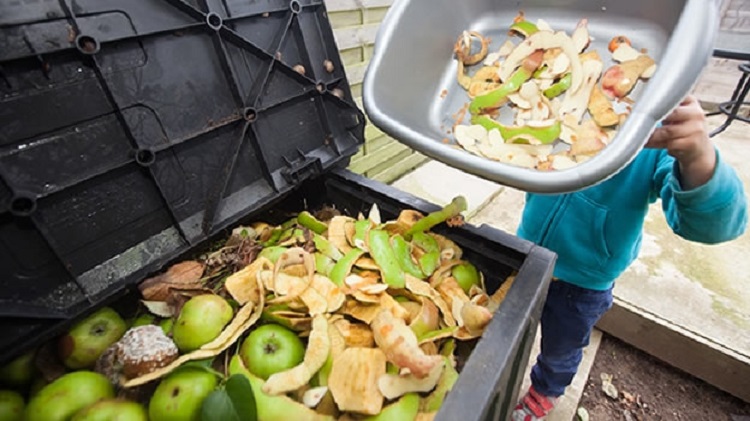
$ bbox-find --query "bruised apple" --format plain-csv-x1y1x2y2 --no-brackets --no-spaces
58,307,128,369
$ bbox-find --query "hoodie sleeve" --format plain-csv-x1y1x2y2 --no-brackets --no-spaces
653,147,748,244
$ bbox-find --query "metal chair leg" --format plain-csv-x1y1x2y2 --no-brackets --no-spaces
710,63,750,137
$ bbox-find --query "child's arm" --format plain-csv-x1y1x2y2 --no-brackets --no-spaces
648,95,748,244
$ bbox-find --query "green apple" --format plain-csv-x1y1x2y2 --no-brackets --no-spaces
25,371,114,421
0,390,24,421
130,314,155,328
58,307,128,369
0,350,36,388
228,355,333,421
71,399,147,421
363,393,419,421
148,367,218,421
159,318,174,336
239,323,305,380
28,377,48,399
172,294,233,352
452,263,480,294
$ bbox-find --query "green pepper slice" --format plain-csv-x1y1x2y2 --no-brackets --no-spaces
471,115,562,145
368,229,405,288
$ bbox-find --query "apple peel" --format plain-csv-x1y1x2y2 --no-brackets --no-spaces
262,314,330,395
377,358,445,400
370,309,444,379
224,256,273,305
328,347,387,415
405,275,456,327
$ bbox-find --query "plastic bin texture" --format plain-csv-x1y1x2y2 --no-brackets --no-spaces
363,0,721,193
0,0,364,364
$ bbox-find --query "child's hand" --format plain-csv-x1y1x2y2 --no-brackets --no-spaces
645,95,716,189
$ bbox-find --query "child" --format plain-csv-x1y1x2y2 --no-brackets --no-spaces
511,94,748,421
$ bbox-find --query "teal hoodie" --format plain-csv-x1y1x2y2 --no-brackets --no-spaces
517,147,748,291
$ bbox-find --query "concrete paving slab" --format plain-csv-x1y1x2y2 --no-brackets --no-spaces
390,160,504,218
468,186,526,235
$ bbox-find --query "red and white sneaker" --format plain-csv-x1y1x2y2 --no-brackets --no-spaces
511,386,558,421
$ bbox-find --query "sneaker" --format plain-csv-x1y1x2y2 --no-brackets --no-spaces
511,385,558,421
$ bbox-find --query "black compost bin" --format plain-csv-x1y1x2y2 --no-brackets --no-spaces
0,1,556,420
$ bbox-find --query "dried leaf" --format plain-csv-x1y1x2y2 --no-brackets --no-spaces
139,261,205,301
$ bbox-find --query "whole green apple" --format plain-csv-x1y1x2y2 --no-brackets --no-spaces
239,323,305,380
71,398,147,421
148,367,218,421
0,390,24,421
228,355,333,421
58,307,128,369
25,371,114,421
172,294,233,353
0,350,36,388
452,262,480,294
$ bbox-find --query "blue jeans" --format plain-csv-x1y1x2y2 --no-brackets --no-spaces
530,280,614,397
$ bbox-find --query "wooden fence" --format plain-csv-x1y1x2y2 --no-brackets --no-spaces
326,0,429,183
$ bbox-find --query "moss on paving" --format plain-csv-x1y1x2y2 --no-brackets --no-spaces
632,204,750,332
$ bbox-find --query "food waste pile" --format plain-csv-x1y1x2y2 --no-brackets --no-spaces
451,11,658,170
0,196,517,421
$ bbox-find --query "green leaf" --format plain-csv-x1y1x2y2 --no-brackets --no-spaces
200,375,257,421
225,374,257,421
201,390,240,421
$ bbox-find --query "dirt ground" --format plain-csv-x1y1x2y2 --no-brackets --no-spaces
578,334,750,421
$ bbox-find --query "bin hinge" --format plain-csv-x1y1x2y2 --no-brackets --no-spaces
281,151,322,184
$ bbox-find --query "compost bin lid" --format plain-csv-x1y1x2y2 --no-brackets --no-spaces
0,0,364,362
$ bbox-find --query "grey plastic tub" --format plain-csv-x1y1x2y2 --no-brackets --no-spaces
363,0,721,193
